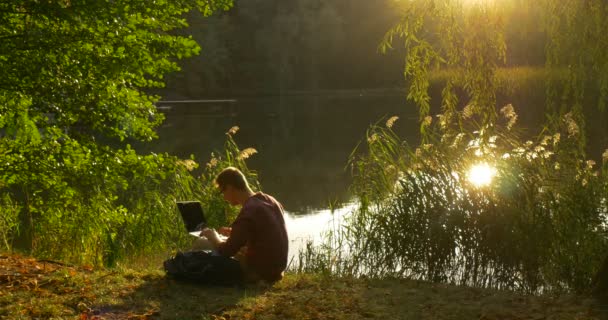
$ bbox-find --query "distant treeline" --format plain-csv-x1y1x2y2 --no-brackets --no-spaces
163,0,546,98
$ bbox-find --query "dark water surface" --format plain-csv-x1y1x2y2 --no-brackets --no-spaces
142,92,420,214
141,91,608,214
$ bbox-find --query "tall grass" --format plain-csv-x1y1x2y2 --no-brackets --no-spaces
0,127,260,266
296,111,608,294
0,194,19,250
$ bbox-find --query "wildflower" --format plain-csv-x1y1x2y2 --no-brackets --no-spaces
526,152,538,161
564,113,579,137
386,116,399,129
463,104,475,119
500,104,518,130
226,126,239,136
207,157,218,168
553,133,561,145
177,159,197,171
603,149,608,163
468,138,480,148
367,133,379,144
437,113,447,129
586,160,596,169
540,135,552,146
237,148,258,160
502,153,511,159
500,104,515,118
423,116,432,127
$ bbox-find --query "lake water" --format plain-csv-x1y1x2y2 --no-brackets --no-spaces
146,92,420,213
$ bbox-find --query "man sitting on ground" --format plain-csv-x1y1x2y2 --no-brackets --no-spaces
197,167,289,283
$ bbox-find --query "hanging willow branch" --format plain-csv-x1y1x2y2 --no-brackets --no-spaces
380,0,506,142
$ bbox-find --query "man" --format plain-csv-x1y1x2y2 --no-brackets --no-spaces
199,167,288,283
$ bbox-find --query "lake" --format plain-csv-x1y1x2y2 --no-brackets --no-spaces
146,91,420,213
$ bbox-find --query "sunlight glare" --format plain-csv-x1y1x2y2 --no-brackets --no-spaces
467,163,496,187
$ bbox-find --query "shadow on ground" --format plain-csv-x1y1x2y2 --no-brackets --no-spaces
90,273,267,319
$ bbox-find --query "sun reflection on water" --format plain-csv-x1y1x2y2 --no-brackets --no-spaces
467,162,496,187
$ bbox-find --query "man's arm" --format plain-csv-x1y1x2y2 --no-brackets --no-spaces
201,228,225,248
217,216,251,257
218,227,232,237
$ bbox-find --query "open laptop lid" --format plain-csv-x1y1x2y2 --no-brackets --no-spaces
176,201,207,236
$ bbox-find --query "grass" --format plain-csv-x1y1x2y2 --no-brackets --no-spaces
1,253,604,319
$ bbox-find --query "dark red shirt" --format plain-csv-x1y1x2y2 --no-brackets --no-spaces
217,192,288,282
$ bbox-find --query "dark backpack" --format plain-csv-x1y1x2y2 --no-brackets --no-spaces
163,250,243,286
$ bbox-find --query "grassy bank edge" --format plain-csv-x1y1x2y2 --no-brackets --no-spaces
0,253,604,319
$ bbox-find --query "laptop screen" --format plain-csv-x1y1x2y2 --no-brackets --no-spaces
176,201,207,232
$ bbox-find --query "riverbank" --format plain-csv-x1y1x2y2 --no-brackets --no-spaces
0,253,603,319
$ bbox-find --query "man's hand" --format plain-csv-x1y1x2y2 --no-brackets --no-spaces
218,227,232,237
200,228,222,247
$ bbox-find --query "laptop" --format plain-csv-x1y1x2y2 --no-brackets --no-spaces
176,201,207,237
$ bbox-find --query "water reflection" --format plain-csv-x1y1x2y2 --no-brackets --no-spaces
284,201,355,263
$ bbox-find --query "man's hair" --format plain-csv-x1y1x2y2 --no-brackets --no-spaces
215,167,249,191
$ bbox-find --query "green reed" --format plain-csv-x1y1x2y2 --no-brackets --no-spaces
296,113,608,294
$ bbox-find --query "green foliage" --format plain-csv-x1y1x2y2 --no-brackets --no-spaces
165,0,405,95
0,1,237,264
0,124,258,265
0,0,230,144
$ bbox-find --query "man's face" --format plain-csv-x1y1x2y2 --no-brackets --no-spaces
221,185,239,206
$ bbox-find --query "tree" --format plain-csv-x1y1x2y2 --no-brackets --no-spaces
163,0,406,95
338,0,608,292
0,0,232,261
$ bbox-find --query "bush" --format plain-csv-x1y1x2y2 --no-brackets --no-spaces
0,127,259,266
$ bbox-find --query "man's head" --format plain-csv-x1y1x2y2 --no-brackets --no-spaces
215,167,251,205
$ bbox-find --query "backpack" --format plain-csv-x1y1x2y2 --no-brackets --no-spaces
163,250,243,286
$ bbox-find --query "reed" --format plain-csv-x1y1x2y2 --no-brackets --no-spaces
296,111,608,294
